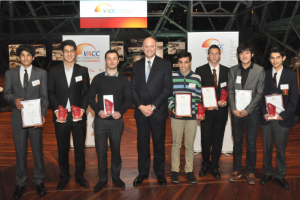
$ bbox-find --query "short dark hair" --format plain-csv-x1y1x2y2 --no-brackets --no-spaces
61,40,77,51
16,44,36,57
268,46,285,58
237,42,255,55
177,51,192,61
208,45,221,54
105,50,119,60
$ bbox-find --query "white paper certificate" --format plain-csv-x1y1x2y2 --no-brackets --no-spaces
235,90,252,111
175,93,192,117
265,94,285,119
20,99,42,128
201,87,218,108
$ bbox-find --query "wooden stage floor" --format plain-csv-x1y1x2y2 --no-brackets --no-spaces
1,109,300,200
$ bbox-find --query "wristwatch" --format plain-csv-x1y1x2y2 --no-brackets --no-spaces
151,104,156,111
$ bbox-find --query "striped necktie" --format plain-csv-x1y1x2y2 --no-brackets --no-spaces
213,69,217,87
23,69,29,93
273,72,277,87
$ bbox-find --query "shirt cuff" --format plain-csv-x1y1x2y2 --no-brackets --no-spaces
54,109,58,114
81,109,85,113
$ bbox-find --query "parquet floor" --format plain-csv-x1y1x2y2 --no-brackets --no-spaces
1,109,300,200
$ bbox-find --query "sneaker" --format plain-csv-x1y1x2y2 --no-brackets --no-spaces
171,172,179,184
186,172,197,184
246,174,256,185
228,172,242,182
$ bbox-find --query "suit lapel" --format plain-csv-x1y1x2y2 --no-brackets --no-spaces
70,64,78,89
26,66,37,93
235,65,242,90
58,63,69,88
204,64,215,86
278,68,287,89
14,66,24,91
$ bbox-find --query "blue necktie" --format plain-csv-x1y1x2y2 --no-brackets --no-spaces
146,61,151,82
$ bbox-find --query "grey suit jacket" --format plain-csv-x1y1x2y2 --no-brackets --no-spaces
228,63,265,115
4,66,48,130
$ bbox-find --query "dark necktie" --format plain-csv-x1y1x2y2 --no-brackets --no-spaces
273,72,277,87
23,69,29,93
213,69,217,87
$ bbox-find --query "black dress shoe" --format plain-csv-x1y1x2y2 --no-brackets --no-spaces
113,178,125,188
199,167,209,177
13,186,26,200
133,175,149,186
260,175,272,185
210,168,221,179
157,175,167,186
56,179,69,191
76,178,89,188
275,178,289,189
94,181,107,192
36,182,47,197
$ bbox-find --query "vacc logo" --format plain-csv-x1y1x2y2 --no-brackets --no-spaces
76,43,100,63
94,3,114,13
202,38,224,53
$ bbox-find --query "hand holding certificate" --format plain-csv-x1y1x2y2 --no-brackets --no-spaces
235,90,252,111
201,87,218,108
175,93,192,117
20,99,42,128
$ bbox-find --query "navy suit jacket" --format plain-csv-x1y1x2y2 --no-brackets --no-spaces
131,56,173,120
260,67,298,127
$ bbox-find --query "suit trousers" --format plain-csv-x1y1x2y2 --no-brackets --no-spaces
200,111,226,168
261,121,290,179
171,118,197,173
13,127,45,186
54,113,86,180
231,110,260,174
136,116,166,177
94,118,124,182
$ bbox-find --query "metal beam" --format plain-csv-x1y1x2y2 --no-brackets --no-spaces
9,2,13,38
164,16,188,33
283,1,300,44
152,1,172,38
25,1,45,35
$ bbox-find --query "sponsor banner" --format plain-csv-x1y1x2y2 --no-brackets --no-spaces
188,32,239,153
63,35,110,147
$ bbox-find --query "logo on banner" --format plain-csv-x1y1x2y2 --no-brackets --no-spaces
76,43,100,63
94,3,132,13
202,38,224,53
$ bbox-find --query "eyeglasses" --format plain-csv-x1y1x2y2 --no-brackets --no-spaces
63,50,75,54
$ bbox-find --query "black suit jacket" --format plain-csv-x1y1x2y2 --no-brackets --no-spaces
131,56,173,120
260,68,298,127
195,63,230,122
48,62,90,122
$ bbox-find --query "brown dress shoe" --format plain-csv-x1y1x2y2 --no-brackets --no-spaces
228,172,242,181
246,174,256,185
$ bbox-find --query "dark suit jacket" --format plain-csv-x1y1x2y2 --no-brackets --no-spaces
131,56,173,120
260,68,299,127
48,62,90,122
195,63,229,122
4,66,48,130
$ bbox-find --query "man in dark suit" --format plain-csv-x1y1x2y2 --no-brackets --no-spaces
4,44,48,199
195,45,229,179
131,37,173,186
48,40,90,191
259,47,298,189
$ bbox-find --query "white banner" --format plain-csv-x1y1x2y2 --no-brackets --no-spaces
188,32,239,153
63,35,110,147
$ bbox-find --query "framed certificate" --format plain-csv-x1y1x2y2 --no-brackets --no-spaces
20,99,42,128
201,87,218,108
175,93,192,117
265,94,285,119
235,90,252,111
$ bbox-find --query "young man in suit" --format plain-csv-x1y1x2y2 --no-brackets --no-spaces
227,43,265,184
131,37,173,186
168,51,203,184
48,40,90,191
259,47,298,189
88,50,132,192
4,44,48,199
195,45,229,179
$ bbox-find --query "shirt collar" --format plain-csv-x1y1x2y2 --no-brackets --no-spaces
239,62,253,70
145,55,156,65
179,69,191,77
209,62,220,72
105,70,119,77
272,66,283,76
20,65,32,72
63,63,74,72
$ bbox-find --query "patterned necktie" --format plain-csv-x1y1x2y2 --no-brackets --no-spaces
213,69,217,87
23,69,29,93
273,72,277,87
146,61,151,82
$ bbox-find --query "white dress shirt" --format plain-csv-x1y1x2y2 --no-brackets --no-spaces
272,66,283,86
20,65,32,86
209,62,220,85
64,63,74,110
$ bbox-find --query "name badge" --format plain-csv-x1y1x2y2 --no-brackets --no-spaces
75,76,83,82
220,82,227,88
32,79,40,86
189,83,196,89
236,76,241,84
280,84,289,90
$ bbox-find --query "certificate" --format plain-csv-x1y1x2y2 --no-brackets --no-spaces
235,90,252,111
175,93,192,117
265,94,285,119
20,99,42,128
201,87,218,108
